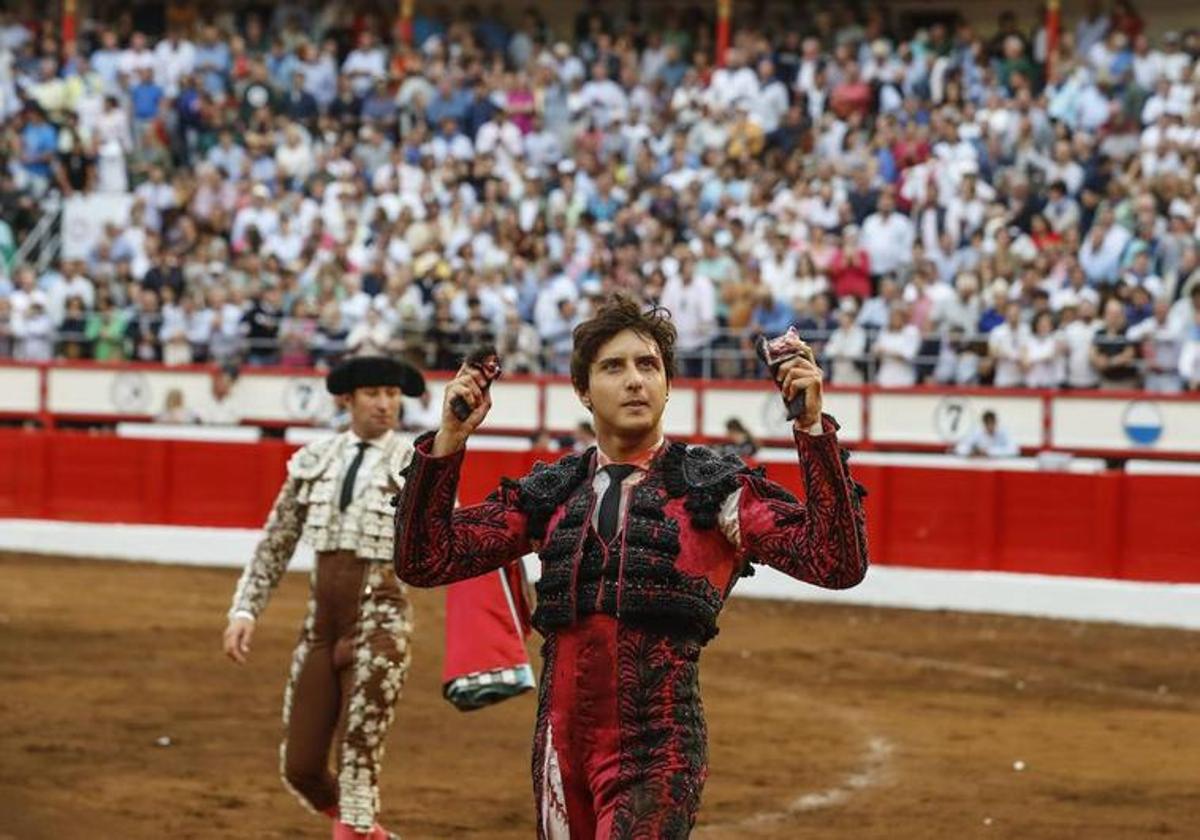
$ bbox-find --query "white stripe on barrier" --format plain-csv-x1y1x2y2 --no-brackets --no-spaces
755,449,1109,473
1,519,1195,631
1125,459,1200,476
116,422,263,443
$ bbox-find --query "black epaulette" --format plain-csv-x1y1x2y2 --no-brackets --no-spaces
662,442,749,530
515,449,593,540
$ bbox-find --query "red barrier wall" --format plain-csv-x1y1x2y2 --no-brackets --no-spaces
0,429,1196,583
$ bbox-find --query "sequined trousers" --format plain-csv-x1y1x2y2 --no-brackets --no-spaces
279,550,413,832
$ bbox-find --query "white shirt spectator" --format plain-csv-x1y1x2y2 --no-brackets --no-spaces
953,425,1019,457
341,46,386,96
861,210,915,277
346,316,393,356
707,65,758,110
427,132,475,164
750,77,789,133
826,323,867,385
475,118,523,162
47,273,95,325
1129,313,1184,392
524,129,563,171
1132,50,1163,91
152,38,194,97
231,204,281,249
1021,332,1060,388
1079,224,1132,285
1179,326,1200,389
989,321,1026,388
660,273,717,352
15,308,54,360
118,46,155,80
276,138,315,182
874,323,920,386
579,78,628,128
1062,318,1101,388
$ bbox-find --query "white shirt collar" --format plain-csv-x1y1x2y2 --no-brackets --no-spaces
348,428,393,450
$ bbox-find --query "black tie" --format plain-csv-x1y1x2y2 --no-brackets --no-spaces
339,442,370,511
597,464,636,544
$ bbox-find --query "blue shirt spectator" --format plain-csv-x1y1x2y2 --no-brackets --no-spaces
195,38,231,96
20,114,57,180
130,73,164,120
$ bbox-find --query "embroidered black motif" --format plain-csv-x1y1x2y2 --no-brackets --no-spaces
608,628,707,839
516,450,593,540
661,443,748,530
532,477,725,643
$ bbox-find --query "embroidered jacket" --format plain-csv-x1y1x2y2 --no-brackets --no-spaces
393,415,868,643
228,431,412,620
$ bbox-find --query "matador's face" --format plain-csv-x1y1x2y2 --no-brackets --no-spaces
345,386,403,440
579,329,669,440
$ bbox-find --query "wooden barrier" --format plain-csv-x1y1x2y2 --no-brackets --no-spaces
0,429,1196,583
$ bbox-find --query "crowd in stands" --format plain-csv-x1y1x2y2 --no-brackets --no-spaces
1,1,1200,391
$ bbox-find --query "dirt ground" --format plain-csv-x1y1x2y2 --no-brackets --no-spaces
0,553,1197,840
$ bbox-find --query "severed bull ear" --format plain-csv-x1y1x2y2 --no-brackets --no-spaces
451,345,503,422
755,327,810,421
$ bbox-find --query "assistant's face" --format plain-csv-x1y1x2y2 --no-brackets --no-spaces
579,329,669,439
347,386,403,440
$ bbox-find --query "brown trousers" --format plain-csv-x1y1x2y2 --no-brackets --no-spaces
280,552,413,832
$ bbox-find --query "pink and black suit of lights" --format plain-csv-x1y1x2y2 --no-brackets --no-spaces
393,414,868,839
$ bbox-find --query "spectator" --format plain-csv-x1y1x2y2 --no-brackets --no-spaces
86,292,129,361
57,296,90,359
0,5,1194,403
155,387,198,424
278,299,317,368
1061,299,1102,389
1021,311,1062,388
954,410,1020,457
1179,309,1200,391
826,299,867,385
861,190,915,291
20,105,58,193
1129,297,1184,393
346,307,393,357
242,284,284,366
126,288,163,362
873,306,920,387
571,420,597,452
200,366,241,425
722,418,759,459
1091,298,1140,389
16,300,54,360
989,302,1027,388
660,267,716,377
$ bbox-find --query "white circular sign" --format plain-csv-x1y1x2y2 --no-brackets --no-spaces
934,396,974,442
283,378,325,419
110,372,150,413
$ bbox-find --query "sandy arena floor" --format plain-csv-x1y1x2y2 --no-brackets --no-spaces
0,553,1197,840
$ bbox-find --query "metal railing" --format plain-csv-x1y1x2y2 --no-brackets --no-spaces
12,194,63,274
2,324,1186,392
